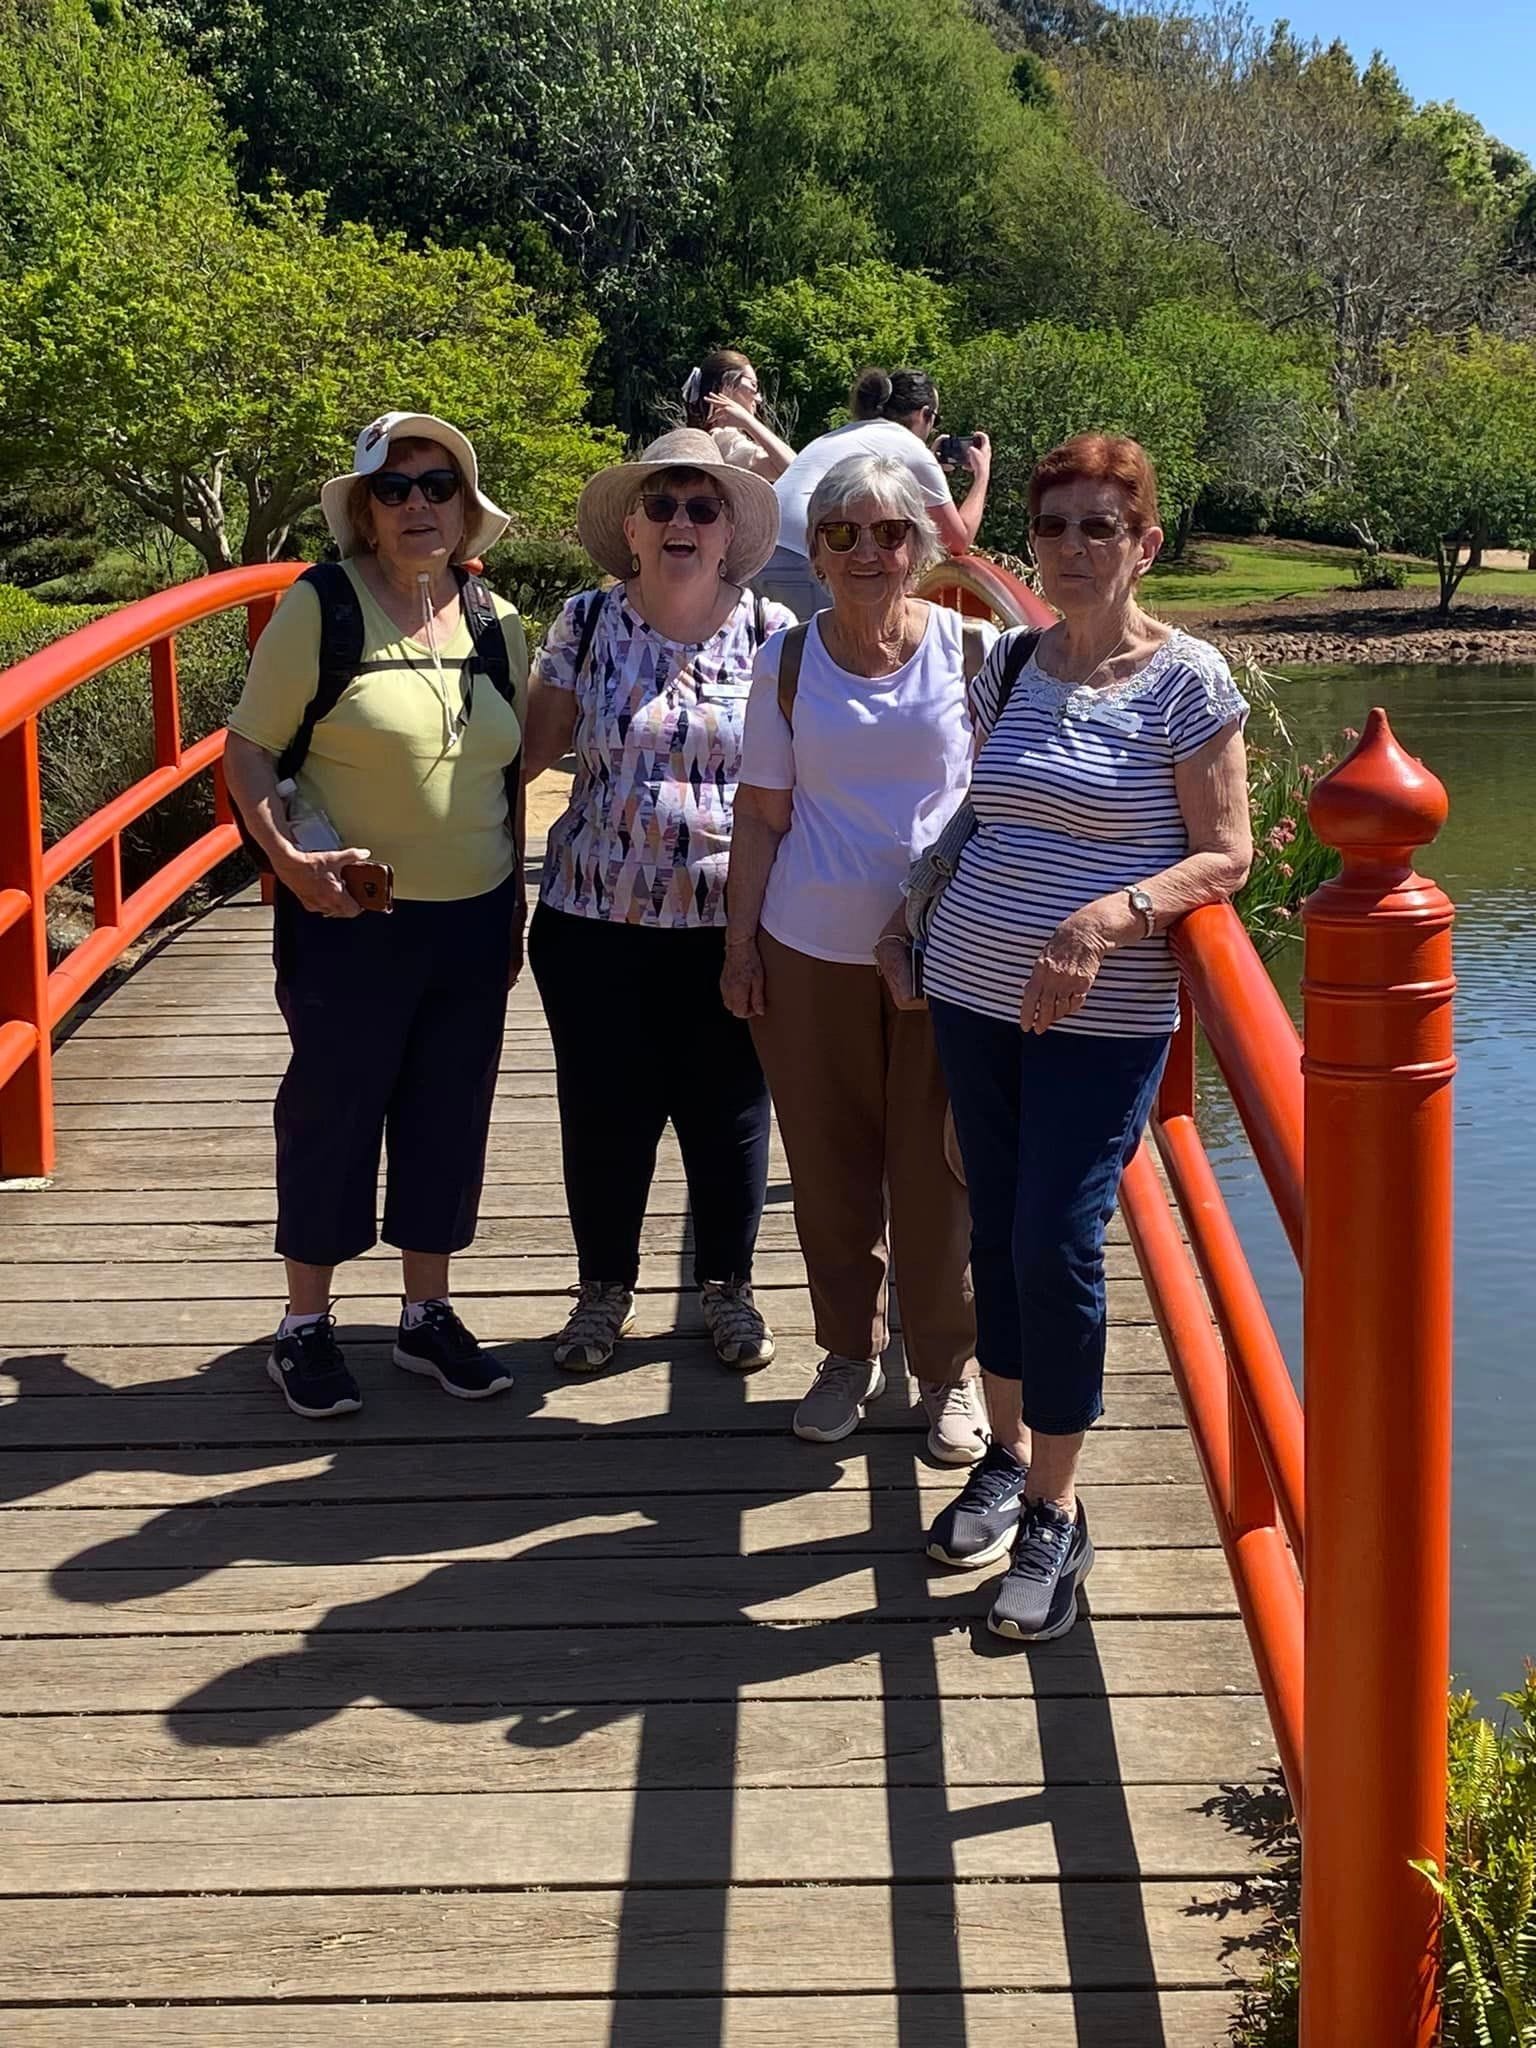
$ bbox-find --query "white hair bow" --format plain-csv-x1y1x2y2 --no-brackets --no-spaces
681,366,703,407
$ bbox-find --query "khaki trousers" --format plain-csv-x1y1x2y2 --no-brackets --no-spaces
751,931,977,1385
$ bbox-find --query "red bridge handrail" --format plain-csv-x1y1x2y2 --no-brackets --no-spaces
917,557,1454,2048
0,563,304,1177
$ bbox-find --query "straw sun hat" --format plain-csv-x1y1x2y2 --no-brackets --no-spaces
321,411,511,561
576,428,780,585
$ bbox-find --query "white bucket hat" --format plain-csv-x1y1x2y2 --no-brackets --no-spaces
320,411,511,560
576,428,780,585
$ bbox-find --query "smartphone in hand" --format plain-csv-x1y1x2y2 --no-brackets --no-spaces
343,861,394,913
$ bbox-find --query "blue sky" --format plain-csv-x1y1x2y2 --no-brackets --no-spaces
1201,0,1535,158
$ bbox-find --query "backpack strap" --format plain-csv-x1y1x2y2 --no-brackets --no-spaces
989,626,1044,732
753,589,766,646
776,623,809,732
274,561,364,781
572,588,603,684
456,567,515,710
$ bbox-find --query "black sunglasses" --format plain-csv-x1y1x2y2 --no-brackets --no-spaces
641,492,727,526
1029,513,1130,544
366,468,462,507
817,517,914,553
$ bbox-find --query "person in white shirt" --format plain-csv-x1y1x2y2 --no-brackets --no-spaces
723,453,995,1465
759,366,992,619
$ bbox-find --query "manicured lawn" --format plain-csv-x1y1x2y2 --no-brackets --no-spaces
1146,538,1536,614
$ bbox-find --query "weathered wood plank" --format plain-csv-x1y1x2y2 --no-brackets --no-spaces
0,1218,1141,1266
4,1483,1213,1572
0,1992,1245,2048
0,1249,818,1296
0,1783,1268,1893
0,1617,1258,1712
52,1071,557,1105
0,1881,1263,1998
0,1693,1272,1800
0,1278,1161,1342
0,1548,1236,1633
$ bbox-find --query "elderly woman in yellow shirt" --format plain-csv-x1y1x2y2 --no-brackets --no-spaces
226,410,527,1421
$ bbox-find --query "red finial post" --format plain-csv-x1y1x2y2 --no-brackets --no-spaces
1299,708,1454,2047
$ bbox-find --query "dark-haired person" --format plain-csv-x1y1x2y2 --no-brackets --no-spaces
758,367,992,619
681,350,796,480
913,433,1252,1643
521,429,796,1374
225,411,528,1420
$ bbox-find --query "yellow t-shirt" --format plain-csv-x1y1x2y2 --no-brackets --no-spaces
229,563,528,902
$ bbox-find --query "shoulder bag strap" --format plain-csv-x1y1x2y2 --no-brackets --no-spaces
994,626,1044,725
776,623,809,732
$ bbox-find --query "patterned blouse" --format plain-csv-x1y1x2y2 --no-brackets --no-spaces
536,584,796,928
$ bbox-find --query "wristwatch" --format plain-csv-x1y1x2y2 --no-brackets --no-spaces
1127,887,1156,938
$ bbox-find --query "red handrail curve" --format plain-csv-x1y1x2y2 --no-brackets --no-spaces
0,563,304,1177
917,557,1453,2048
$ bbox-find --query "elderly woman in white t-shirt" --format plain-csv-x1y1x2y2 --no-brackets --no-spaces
723,453,994,1463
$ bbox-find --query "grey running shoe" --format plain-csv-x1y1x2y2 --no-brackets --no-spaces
700,1281,776,1369
988,1498,1094,1642
919,1378,988,1465
793,1356,885,1443
925,1443,1028,1567
553,1283,636,1371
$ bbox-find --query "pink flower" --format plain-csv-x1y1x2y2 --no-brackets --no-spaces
1277,861,1294,878
1266,818,1298,850
1272,905,1293,920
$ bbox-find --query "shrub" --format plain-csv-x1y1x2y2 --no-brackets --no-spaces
2,535,100,587
1353,549,1409,591
1231,1666,1536,2046
481,534,594,643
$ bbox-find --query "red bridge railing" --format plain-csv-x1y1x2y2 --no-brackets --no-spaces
919,558,1455,2048
0,564,303,1178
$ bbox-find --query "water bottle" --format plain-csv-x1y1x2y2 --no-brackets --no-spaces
275,777,343,853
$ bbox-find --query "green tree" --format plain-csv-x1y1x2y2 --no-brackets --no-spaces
147,0,736,430
940,321,1203,555
1347,333,1536,615
0,0,232,269
1130,302,1331,549
0,190,618,572
736,262,955,435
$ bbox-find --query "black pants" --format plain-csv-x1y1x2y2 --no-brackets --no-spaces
529,904,771,1289
272,878,514,1266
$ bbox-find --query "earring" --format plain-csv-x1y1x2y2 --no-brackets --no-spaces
628,553,640,576
718,559,727,578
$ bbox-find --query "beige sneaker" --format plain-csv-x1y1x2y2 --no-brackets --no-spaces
794,1356,886,1443
700,1282,776,1369
920,1378,989,1466
552,1283,635,1371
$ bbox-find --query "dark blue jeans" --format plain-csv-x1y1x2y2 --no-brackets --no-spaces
930,998,1169,1436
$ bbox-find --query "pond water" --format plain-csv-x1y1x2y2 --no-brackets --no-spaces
1201,664,1536,1713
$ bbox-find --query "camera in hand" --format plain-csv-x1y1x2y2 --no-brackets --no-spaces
935,433,977,468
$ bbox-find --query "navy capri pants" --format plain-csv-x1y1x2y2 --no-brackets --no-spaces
930,996,1168,1437
271,877,515,1266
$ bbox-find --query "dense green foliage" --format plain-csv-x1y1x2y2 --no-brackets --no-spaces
1232,1668,1536,2047
0,0,1530,588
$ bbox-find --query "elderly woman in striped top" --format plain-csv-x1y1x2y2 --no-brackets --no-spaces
912,434,1252,1643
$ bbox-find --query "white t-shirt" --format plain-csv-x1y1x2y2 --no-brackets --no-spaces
773,420,951,559
740,607,997,964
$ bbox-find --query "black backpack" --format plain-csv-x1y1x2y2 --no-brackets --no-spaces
234,561,529,872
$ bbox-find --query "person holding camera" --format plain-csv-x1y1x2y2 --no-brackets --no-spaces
226,412,528,1420
723,452,994,1463
756,366,991,619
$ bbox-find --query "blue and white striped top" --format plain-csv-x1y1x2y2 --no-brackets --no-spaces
922,627,1248,1038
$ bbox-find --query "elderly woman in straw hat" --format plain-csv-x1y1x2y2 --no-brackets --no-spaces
226,410,528,1421
522,428,795,1371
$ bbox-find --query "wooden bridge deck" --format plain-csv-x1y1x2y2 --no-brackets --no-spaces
0,884,1275,2044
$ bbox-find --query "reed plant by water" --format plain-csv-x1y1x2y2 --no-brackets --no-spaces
1232,659,1344,960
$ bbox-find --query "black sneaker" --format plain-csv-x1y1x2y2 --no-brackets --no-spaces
988,1498,1094,1642
266,1315,362,1419
926,1443,1029,1568
393,1300,514,1400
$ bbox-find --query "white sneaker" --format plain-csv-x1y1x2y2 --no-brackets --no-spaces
794,1356,885,1443
700,1281,776,1368
552,1283,635,1370
919,1378,989,1466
